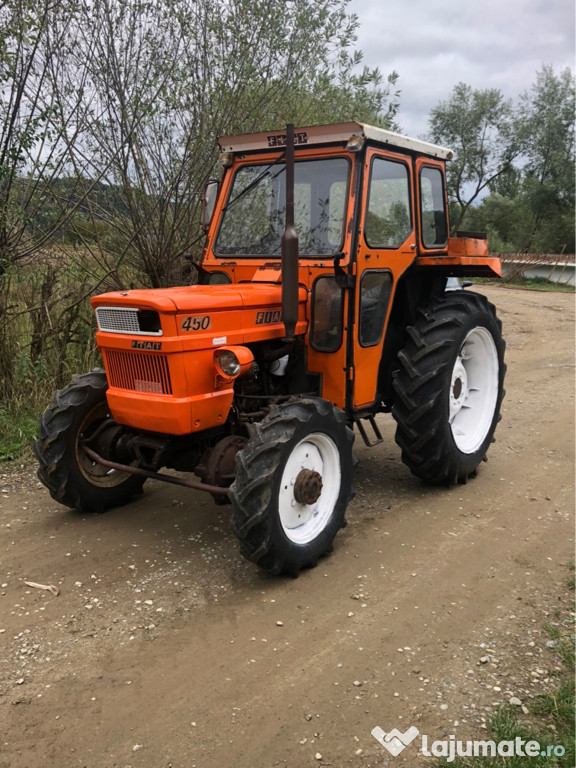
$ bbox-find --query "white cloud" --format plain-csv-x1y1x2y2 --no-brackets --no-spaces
347,0,575,136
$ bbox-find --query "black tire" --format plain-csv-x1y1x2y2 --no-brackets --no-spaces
34,370,145,513
392,290,506,485
229,397,354,576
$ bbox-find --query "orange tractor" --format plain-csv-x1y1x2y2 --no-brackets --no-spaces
35,122,506,575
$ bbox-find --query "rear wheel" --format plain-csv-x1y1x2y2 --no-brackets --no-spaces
392,291,506,484
230,397,354,576
34,370,145,512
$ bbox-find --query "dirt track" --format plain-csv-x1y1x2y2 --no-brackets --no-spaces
0,285,574,768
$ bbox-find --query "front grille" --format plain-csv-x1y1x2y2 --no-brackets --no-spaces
96,307,162,336
104,349,173,395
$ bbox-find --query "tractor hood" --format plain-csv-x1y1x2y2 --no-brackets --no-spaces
91,282,305,313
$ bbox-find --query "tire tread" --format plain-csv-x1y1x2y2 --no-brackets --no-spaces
230,398,354,576
34,370,144,513
392,291,506,485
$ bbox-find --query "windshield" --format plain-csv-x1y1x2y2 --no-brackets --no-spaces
214,157,350,257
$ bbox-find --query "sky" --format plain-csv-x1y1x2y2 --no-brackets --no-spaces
347,0,575,138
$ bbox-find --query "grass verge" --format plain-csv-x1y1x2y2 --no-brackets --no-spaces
434,565,575,767
0,399,42,461
473,276,575,293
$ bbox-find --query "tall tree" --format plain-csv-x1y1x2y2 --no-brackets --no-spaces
0,0,98,394
516,65,575,252
455,67,575,254
0,0,400,401
69,0,398,287
428,83,521,232
0,0,115,275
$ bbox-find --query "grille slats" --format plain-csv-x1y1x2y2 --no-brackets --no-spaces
96,307,162,336
104,350,173,395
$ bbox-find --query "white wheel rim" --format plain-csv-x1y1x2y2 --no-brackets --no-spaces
449,326,499,454
278,433,341,545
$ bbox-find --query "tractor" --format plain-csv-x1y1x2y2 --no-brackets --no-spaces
35,122,506,576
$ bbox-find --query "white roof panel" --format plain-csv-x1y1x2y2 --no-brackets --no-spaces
218,121,453,161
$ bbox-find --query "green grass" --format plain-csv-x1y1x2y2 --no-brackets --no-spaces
513,276,575,293
0,400,41,461
434,572,575,768
472,276,575,292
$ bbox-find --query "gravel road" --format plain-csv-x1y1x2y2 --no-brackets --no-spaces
0,285,574,768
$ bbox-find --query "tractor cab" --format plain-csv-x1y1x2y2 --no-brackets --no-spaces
198,122,501,412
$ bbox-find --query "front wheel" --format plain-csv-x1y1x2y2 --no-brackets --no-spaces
34,370,145,513
229,398,354,576
392,291,506,485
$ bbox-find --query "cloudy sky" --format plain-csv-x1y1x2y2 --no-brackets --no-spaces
347,0,575,137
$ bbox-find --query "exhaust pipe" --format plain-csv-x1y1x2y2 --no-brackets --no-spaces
281,123,299,342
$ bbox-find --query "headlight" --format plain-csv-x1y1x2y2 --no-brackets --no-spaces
216,350,241,376
214,346,254,380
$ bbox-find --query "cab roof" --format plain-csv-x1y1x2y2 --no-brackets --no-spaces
218,121,453,161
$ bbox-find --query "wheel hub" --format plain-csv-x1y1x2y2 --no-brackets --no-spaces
202,435,248,504
293,468,323,505
449,358,468,420
76,403,135,487
277,433,341,544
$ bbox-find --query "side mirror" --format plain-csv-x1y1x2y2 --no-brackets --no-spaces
201,180,219,230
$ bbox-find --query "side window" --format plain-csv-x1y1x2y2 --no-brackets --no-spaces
420,166,448,247
311,276,343,352
359,271,392,347
365,158,411,248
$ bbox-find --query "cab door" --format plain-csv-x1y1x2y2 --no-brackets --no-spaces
351,148,416,409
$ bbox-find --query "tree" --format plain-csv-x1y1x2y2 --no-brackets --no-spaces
0,0,145,397
0,0,117,276
460,194,523,253
0,0,81,393
68,0,399,288
428,83,521,232
515,65,575,252
454,67,575,255
0,0,400,403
